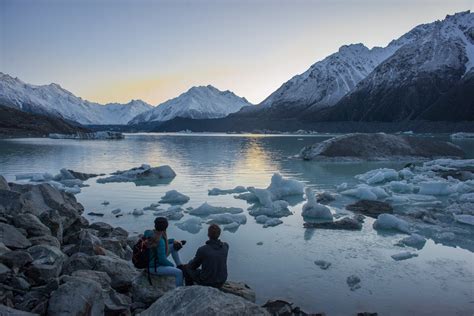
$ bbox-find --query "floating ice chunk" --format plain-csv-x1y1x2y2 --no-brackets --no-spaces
314,260,331,270
249,200,291,218
248,188,273,207
391,252,418,261
64,185,81,194
255,215,283,228
208,186,247,196
436,232,456,241
176,217,202,234
153,206,184,220
266,173,304,199
101,201,110,205
418,181,452,195
373,214,411,234
97,164,176,183
159,190,190,204
356,168,399,184
16,172,53,181
386,195,410,205
397,234,426,249
58,179,84,188
459,193,474,203
302,188,333,220
453,214,474,226
132,209,144,216
389,181,415,193
341,184,388,201
346,275,361,291
423,159,474,170
112,208,121,214
399,168,415,179
189,202,243,216
450,132,474,139
233,191,258,203
207,213,247,226
223,222,240,232
336,183,348,191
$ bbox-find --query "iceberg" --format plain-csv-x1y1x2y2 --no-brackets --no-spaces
373,214,411,234
255,215,283,228
97,164,176,184
132,209,144,216
266,173,304,200
249,200,291,218
356,168,399,184
396,234,426,249
388,181,415,193
301,188,333,220
208,186,247,196
153,205,184,221
189,202,243,216
159,190,190,204
453,214,474,226
207,213,247,225
418,181,452,195
341,184,388,201
175,217,202,234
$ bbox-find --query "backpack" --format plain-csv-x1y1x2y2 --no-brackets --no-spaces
132,236,157,285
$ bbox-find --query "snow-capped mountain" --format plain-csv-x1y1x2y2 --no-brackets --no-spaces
129,85,252,124
236,10,473,121
314,11,474,122
0,73,152,125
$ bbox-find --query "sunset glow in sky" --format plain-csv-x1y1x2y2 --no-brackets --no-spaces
1,0,473,106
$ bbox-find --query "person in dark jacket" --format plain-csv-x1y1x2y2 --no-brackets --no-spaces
183,224,229,288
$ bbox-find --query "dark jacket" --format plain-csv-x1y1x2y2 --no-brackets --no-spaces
188,239,229,286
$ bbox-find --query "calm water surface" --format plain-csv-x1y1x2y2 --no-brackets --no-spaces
0,133,473,316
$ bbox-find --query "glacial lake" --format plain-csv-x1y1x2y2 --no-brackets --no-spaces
1,133,473,315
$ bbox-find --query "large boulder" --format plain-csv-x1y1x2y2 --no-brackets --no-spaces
25,245,66,284
63,229,102,256
100,237,132,260
131,272,175,305
139,286,269,316
0,250,33,270
13,214,51,238
89,222,114,237
0,304,38,315
47,277,104,316
29,235,61,248
71,270,112,290
61,253,94,275
104,289,132,315
39,210,64,243
89,255,138,291
346,200,393,218
0,189,24,214
220,281,256,302
300,133,464,160
0,175,9,191
0,223,31,249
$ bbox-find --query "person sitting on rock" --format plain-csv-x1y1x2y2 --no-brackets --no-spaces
143,217,185,287
183,223,229,288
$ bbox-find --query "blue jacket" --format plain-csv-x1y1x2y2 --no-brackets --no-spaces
144,230,175,269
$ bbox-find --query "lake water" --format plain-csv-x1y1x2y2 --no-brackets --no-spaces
1,133,473,315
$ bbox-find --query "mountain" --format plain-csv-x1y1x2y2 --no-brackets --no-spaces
0,104,89,137
128,85,252,124
0,73,152,125
235,10,474,122
311,11,474,122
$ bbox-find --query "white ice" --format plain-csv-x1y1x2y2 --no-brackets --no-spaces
207,213,247,226
341,184,388,200
453,214,474,226
396,234,426,249
175,217,202,234
97,164,176,183
189,202,243,216
159,190,190,204
391,252,418,261
266,173,304,200
249,200,291,218
255,215,283,228
418,181,452,195
153,206,184,221
356,168,399,184
373,214,411,234
208,186,247,196
301,188,333,220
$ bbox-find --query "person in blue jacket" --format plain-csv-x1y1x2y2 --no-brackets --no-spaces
143,217,184,287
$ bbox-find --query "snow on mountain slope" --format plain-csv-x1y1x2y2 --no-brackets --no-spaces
313,11,474,122
0,73,152,125
129,85,252,124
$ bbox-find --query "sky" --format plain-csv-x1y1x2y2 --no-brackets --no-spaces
1,0,473,106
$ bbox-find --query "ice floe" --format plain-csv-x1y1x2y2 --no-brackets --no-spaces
301,188,333,220
175,217,202,234
391,252,418,261
208,186,247,196
189,202,243,216
153,206,184,221
453,214,474,226
159,190,190,204
396,234,426,249
249,200,291,218
356,168,399,184
207,213,247,226
267,173,304,200
373,214,411,234
255,215,283,228
341,184,388,200
97,164,176,184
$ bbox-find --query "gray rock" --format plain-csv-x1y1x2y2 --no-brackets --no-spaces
0,250,33,270
89,222,114,237
0,242,10,255
63,229,102,256
71,269,112,290
220,281,256,302
0,175,9,191
39,210,64,243
29,235,61,248
314,260,331,270
0,262,10,275
346,200,393,218
89,255,138,291
0,189,24,214
262,300,312,316
303,217,362,230
0,304,38,315
100,237,132,260
61,253,93,275
48,277,104,316
110,227,129,240
67,169,101,181
13,214,52,238
131,272,175,305
25,245,66,284
104,289,132,316
0,223,32,249
139,285,269,316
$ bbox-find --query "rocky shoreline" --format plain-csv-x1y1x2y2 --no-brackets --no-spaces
0,176,325,316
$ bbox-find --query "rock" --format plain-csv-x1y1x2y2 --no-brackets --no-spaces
131,272,175,305
29,235,61,248
61,253,94,275
314,260,331,270
391,252,419,261
0,250,33,270
0,242,10,255
0,263,10,274
13,214,51,238
0,189,24,214
220,281,256,302
139,286,269,316
104,289,132,316
262,300,313,316
256,242,263,246
300,133,464,161
100,237,132,260
0,223,32,249
303,217,362,230
346,200,393,218
63,229,102,256
0,304,38,315
88,255,138,291
89,222,114,237
0,175,9,190
48,277,104,316
347,275,361,291
25,245,66,284
71,269,112,290
88,212,104,217
39,210,64,243
316,191,335,204
110,227,129,240
67,169,101,181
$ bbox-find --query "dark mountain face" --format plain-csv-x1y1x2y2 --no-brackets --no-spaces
0,104,89,137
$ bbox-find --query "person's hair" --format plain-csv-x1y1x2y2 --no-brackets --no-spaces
208,224,221,240
154,217,169,254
